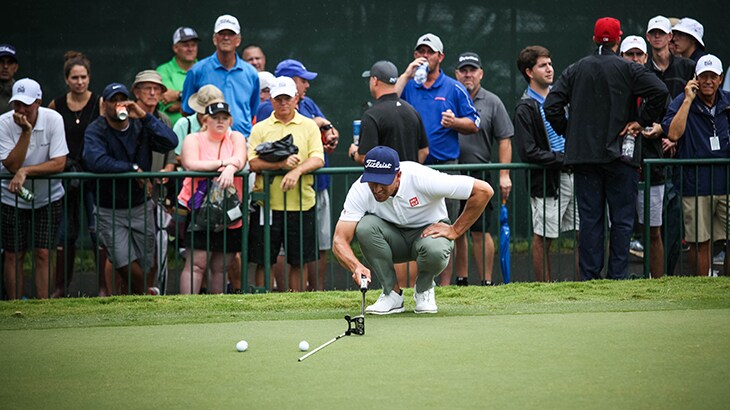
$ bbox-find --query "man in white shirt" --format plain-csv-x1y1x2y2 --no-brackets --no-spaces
332,146,492,314
0,78,68,299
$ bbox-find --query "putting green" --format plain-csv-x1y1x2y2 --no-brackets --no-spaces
2,309,728,409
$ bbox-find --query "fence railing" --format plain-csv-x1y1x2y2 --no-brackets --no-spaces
2,158,727,299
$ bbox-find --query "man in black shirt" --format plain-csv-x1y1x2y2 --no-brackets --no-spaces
545,17,668,280
349,60,428,165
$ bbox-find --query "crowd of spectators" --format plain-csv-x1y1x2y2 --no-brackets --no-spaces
1,13,728,299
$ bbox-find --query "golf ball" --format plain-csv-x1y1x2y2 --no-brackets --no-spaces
236,340,248,352
299,340,309,351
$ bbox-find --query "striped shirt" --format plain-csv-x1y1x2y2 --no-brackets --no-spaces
527,86,564,153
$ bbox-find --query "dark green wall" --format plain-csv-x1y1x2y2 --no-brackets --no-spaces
5,0,728,236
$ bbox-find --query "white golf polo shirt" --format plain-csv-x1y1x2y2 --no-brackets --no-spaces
340,161,475,228
0,107,68,209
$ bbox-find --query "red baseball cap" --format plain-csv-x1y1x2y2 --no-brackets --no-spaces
594,17,622,44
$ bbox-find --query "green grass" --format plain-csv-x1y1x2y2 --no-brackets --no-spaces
1,277,729,409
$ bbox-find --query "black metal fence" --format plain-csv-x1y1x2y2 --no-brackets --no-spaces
1,159,727,299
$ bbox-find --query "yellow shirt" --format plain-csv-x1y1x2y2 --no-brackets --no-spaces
248,111,324,211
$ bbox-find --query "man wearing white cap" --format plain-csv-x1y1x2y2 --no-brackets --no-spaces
664,54,730,276
395,33,479,168
620,35,667,278
257,71,275,104
620,36,648,65
644,15,696,277
671,17,706,62
247,76,324,292
0,78,68,299
181,14,259,136
157,26,200,125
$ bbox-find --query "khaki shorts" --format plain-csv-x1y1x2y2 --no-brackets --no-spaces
531,173,579,238
682,196,730,243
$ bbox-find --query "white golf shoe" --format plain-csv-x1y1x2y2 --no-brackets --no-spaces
365,290,405,315
414,285,438,314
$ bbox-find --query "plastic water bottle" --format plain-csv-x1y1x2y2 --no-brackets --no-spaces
352,120,361,146
414,62,428,85
621,134,635,161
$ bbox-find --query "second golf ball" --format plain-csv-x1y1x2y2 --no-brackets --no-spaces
298,340,309,351
236,340,248,352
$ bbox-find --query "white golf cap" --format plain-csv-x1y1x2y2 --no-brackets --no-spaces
270,76,297,99
415,33,444,54
258,71,276,92
9,78,42,105
646,15,672,34
620,36,647,54
214,14,240,35
695,54,723,76
673,17,704,47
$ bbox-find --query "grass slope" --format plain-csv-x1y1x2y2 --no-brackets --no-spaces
1,277,729,330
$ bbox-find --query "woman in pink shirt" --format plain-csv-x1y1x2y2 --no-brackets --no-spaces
178,102,247,294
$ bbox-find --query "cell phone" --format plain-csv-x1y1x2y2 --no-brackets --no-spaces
691,75,699,93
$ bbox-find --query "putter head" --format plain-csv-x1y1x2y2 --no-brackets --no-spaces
352,315,365,335
344,314,365,336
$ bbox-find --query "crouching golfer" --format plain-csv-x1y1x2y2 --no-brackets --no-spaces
332,146,493,314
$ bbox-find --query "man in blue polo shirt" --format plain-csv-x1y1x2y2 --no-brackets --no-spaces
181,14,259,136
396,33,480,166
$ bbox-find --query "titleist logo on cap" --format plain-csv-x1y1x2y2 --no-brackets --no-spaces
365,159,393,169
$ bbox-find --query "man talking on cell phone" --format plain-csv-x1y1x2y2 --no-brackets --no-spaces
664,55,730,277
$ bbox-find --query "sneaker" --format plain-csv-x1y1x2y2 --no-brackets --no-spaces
456,277,469,286
709,269,719,277
481,280,493,286
365,290,405,315
414,285,438,314
629,239,644,259
148,287,161,296
682,240,690,252
713,250,726,265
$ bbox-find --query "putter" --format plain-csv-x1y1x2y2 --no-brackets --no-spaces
298,275,368,362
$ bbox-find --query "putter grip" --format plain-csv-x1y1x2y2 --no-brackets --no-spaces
360,275,369,291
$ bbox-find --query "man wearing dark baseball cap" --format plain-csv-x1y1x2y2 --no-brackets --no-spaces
0,44,19,114
83,81,178,295
349,61,428,165
333,146,493,314
452,51,514,287
544,17,668,281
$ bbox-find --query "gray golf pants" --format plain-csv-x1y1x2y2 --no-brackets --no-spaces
355,215,453,293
